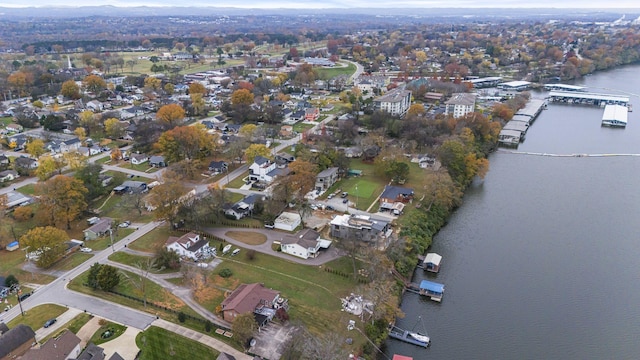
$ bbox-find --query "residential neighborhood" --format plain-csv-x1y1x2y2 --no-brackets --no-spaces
0,5,636,360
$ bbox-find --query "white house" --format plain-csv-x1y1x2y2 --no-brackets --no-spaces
280,228,332,259
165,232,211,260
131,154,149,165
224,194,261,220
249,156,277,183
274,212,301,232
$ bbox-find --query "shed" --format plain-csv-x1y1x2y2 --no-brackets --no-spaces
274,212,301,232
423,253,442,273
6,241,19,252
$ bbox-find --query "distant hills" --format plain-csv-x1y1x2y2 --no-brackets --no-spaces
0,6,638,19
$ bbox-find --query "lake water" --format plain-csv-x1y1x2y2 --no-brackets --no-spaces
383,65,640,359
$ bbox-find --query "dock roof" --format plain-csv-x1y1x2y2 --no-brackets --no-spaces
419,280,444,294
503,121,528,132
602,104,628,124
549,91,629,103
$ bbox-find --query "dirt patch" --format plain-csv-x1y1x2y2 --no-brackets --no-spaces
224,231,267,245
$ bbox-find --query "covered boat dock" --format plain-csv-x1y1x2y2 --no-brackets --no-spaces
548,91,629,106
419,280,445,302
602,104,628,127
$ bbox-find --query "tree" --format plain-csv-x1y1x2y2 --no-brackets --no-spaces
121,258,159,307
285,159,318,197
35,155,65,181
104,117,126,139
79,110,99,136
20,226,68,268
35,175,88,229
407,103,426,117
61,80,81,99
231,88,254,107
147,170,189,224
83,74,107,93
190,93,206,116
232,312,258,349
4,274,19,288
155,248,181,270
63,151,87,171
244,144,271,163
87,262,102,289
75,163,107,201
97,264,120,291
164,83,175,95
25,139,46,158
188,82,206,95
239,124,258,139
156,104,186,127
156,124,217,163
74,127,87,140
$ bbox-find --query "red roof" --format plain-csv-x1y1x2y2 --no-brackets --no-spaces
221,283,279,315
392,355,413,360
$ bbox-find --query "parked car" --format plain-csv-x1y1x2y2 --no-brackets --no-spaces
80,247,92,253
342,198,349,204
18,292,31,302
197,263,208,268
264,222,275,229
326,205,335,211
119,221,131,228
44,318,57,328
310,204,318,210
341,192,348,198
327,194,334,199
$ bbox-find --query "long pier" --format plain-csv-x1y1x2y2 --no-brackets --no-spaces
498,150,640,157
548,90,630,106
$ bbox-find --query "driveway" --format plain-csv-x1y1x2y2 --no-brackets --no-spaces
250,322,296,360
202,227,343,266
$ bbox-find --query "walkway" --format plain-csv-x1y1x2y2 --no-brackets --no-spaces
100,327,141,360
105,260,232,329
151,319,253,360
76,316,102,348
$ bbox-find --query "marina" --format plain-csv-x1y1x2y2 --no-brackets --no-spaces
498,98,546,147
543,83,587,92
601,104,628,127
547,90,629,106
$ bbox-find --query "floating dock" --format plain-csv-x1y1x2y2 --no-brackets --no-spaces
601,104,628,127
388,325,430,347
544,83,587,92
498,98,546,147
406,280,445,302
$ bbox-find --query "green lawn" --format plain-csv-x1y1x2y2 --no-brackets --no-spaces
292,122,314,133
128,226,179,253
316,62,357,80
225,170,249,189
40,313,94,343
90,320,127,345
136,326,219,360
49,252,94,272
85,228,135,251
7,304,68,330
321,159,388,210
95,194,155,223
1,116,12,126
16,183,36,195
0,248,56,285
109,252,180,274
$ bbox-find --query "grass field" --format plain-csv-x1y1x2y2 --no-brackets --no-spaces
292,122,314,133
16,183,36,195
321,159,388,210
316,62,357,80
128,226,178,253
49,252,94,272
224,231,267,245
136,326,219,360
225,170,249,189
109,252,180,274
1,116,12,126
90,320,127,346
0,248,56,285
7,304,68,330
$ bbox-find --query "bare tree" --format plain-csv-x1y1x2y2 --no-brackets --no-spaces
121,258,161,308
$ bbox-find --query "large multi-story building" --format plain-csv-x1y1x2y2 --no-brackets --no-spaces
445,93,476,118
373,88,412,117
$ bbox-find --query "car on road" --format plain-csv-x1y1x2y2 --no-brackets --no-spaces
326,205,335,211
342,198,349,204
44,318,57,328
119,221,131,228
18,292,31,302
80,247,92,253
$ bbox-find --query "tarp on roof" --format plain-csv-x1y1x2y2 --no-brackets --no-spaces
420,280,444,294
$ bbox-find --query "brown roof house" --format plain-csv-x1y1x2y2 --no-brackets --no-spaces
0,324,36,360
165,232,212,261
220,283,288,325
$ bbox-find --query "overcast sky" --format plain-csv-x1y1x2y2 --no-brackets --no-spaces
2,0,639,8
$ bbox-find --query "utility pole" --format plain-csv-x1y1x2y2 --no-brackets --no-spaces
109,229,115,253
16,288,25,316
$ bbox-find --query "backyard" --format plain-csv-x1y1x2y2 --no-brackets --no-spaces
136,326,219,360
321,159,388,211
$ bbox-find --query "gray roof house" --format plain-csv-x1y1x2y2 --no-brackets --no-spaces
330,214,392,246
315,167,339,192
149,155,167,167
0,324,36,360
224,194,261,220
83,218,113,240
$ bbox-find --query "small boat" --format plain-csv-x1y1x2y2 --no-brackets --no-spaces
222,244,232,254
408,332,431,344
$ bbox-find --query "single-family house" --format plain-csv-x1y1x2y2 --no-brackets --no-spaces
280,228,332,259
220,283,288,323
0,170,19,182
165,232,211,260
58,138,82,153
279,125,294,137
149,155,167,167
86,100,104,112
113,180,147,194
0,324,36,360
21,330,81,360
315,167,339,193
76,146,100,157
4,191,31,208
379,185,414,214
275,153,295,168
290,110,306,122
8,136,28,151
83,218,113,240
344,147,363,158
208,160,228,174
330,214,392,245
304,107,320,121
224,194,261,220
249,156,277,183
130,154,149,165
14,156,38,170
5,123,23,133
98,174,113,187
0,154,10,168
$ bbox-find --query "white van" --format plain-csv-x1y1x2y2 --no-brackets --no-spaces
231,248,240,256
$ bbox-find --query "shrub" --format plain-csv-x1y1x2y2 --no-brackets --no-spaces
178,311,186,323
13,206,33,222
4,274,19,288
205,320,212,332
218,268,233,278
98,318,108,326
245,249,256,261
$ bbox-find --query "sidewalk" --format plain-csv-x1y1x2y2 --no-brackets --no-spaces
151,319,252,360
76,316,102,348
34,307,82,341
